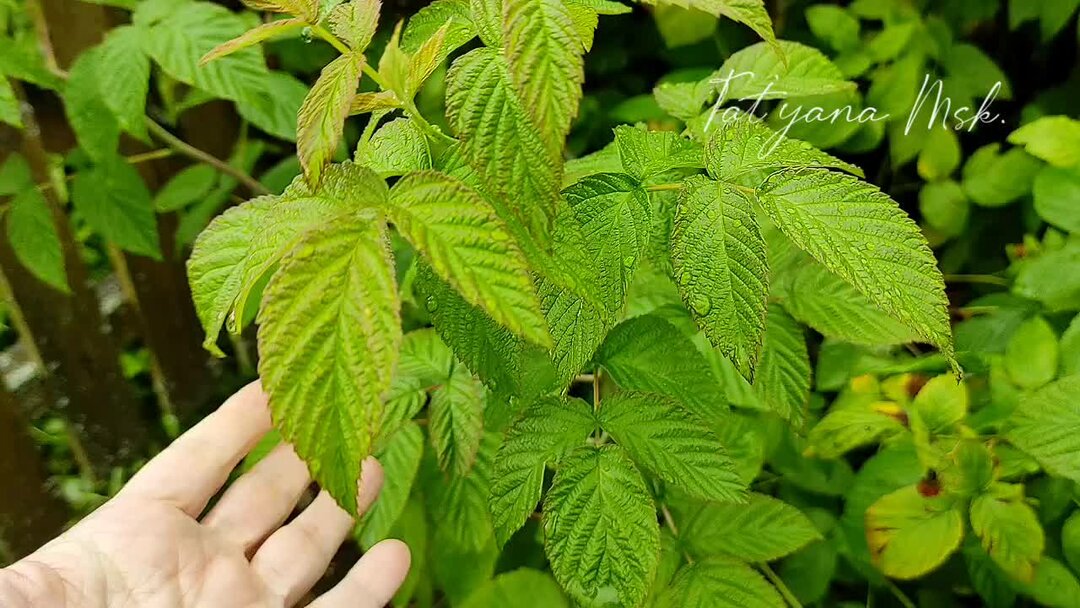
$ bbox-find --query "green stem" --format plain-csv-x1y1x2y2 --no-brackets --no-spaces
310,23,351,55
646,183,683,192
758,562,802,608
145,118,270,196
944,274,1010,287
884,579,917,608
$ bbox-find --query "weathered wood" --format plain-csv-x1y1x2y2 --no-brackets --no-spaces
1,90,152,472
0,381,68,564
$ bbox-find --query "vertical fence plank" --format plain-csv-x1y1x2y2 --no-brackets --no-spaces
0,381,68,564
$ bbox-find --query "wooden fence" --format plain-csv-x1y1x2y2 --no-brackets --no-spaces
0,0,238,563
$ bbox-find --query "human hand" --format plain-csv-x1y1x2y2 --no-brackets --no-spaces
0,381,410,607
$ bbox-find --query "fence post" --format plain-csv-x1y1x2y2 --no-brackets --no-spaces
0,381,68,564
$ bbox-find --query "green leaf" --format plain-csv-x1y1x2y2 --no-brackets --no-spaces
917,127,962,181
1005,316,1059,390
1062,510,1080,574
257,213,400,515
1005,376,1080,483
711,40,852,101
154,164,219,212
1014,241,1080,312
188,166,381,355
866,485,964,579
5,188,68,293
806,407,905,459
785,261,920,345
237,71,309,142
0,77,19,128
357,422,423,548
63,49,120,161
97,25,151,138
970,489,1044,582
298,52,364,185
965,541,1018,608
656,558,785,608
1009,116,1080,168
329,0,380,51
71,155,160,258
470,0,503,46
389,170,550,346
1017,557,1080,608
445,47,557,241
356,118,430,177
911,374,968,433
460,569,569,608
402,0,477,55
672,176,768,380
145,1,269,104
1034,166,1080,235
962,144,1042,208
200,18,305,65
753,304,810,426
502,0,585,157
598,391,746,502
533,214,615,389
416,264,556,398
543,445,659,608
703,112,862,182
613,125,704,181
919,179,970,238
757,169,955,366
1062,314,1080,379
563,172,651,309
639,0,779,57
433,435,500,550
240,0,318,20
681,493,821,561
429,365,485,475
805,5,859,52
595,314,726,421
490,396,595,546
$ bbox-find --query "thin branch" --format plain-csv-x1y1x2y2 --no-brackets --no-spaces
145,118,270,196
884,579,917,608
943,274,1010,287
758,562,802,608
646,183,683,192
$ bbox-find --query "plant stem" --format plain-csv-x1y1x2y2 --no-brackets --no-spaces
943,274,1010,287
884,579,917,608
758,562,802,608
311,23,352,54
37,149,175,194
646,183,683,192
145,118,270,196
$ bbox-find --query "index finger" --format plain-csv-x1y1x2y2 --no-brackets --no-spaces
118,381,274,516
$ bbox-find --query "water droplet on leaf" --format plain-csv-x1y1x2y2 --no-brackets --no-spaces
691,295,712,315
425,296,439,313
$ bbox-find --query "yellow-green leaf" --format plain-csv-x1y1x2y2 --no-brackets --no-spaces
257,212,400,515
297,51,363,185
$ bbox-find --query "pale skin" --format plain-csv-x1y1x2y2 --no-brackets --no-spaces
0,381,411,607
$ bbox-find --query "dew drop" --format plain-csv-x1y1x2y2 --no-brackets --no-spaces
425,296,440,313
691,294,712,315
301,26,314,43
678,272,692,287
622,255,636,269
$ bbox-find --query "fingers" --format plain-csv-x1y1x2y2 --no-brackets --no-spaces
252,458,383,606
201,441,312,554
307,540,411,608
119,381,273,516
